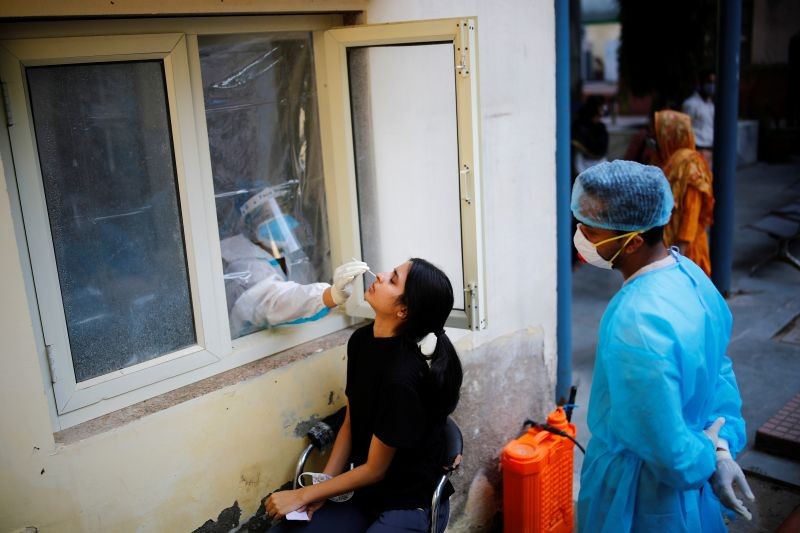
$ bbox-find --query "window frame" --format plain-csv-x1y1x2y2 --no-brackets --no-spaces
313,18,487,330
0,32,228,416
0,16,354,429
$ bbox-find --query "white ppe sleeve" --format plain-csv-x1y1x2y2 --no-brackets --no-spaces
230,276,330,336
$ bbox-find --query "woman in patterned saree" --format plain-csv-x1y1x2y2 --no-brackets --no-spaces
654,109,715,276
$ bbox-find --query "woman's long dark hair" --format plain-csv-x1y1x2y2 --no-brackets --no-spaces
397,258,463,422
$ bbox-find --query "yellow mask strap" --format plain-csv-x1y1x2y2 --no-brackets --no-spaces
594,230,643,247
605,231,642,265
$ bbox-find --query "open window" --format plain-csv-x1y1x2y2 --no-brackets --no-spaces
314,18,487,330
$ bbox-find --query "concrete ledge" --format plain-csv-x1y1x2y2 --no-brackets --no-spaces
54,325,361,445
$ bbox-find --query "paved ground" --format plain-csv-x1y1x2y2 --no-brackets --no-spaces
570,157,800,531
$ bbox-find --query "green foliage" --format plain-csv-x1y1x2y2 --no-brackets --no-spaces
619,0,716,108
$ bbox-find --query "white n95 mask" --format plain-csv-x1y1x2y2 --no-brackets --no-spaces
297,471,353,502
573,226,641,270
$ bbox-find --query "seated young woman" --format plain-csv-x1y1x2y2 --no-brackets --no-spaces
266,258,463,532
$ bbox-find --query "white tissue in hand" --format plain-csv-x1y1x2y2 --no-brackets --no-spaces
286,511,309,521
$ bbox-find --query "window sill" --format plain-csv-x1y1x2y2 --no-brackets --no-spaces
54,322,365,445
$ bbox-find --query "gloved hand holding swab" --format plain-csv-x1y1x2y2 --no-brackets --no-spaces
330,260,370,305
351,257,377,279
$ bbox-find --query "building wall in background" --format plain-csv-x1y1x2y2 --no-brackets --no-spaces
751,0,800,64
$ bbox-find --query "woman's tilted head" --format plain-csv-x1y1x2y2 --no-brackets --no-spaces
398,258,454,340
364,261,411,323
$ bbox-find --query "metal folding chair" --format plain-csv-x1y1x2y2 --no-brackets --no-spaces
430,416,463,533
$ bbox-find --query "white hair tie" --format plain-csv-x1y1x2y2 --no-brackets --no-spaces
418,332,438,357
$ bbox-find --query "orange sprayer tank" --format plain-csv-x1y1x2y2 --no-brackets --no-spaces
501,407,577,533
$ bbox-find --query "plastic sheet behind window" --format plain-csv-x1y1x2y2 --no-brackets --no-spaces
198,33,330,336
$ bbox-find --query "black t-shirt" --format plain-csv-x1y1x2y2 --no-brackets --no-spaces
345,324,449,513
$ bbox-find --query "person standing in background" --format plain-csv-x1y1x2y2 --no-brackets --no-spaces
682,70,716,169
571,95,610,176
655,110,715,276
571,95,610,266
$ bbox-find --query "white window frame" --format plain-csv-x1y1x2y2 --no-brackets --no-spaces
314,18,487,330
0,32,230,417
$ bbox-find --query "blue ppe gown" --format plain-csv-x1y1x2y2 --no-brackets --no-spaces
578,253,746,533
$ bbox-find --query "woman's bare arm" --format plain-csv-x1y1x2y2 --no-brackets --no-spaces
322,403,352,476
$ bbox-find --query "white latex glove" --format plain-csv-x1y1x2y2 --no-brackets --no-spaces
711,449,755,521
330,260,370,305
703,417,725,449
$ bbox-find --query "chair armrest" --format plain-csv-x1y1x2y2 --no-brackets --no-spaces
430,473,450,533
293,443,315,489
443,417,463,471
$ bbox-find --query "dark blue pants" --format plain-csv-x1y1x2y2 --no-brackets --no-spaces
269,500,450,532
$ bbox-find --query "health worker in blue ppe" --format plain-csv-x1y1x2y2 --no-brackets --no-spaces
572,160,754,532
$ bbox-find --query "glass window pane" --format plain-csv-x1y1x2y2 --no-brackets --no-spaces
348,44,465,309
198,33,330,339
27,61,196,382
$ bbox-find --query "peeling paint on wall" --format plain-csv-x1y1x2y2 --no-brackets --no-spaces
195,481,295,533
236,494,274,533
192,501,241,533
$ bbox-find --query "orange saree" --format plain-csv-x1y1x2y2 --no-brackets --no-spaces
655,110,714,276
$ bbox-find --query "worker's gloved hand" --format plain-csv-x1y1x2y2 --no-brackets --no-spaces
331,260,370,305
711,449,755,521
703,417,726,449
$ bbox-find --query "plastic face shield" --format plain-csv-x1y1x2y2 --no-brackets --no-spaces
240,185,300,256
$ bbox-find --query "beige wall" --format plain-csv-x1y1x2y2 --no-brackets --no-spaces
0,338,349,531
0,0,557,531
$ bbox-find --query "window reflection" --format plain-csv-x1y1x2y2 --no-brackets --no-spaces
27,61,196,382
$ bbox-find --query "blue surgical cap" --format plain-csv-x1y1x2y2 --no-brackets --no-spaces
571,160,674,232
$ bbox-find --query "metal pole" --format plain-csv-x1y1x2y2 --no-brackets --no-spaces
555,0,572,404
710,0,742,295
